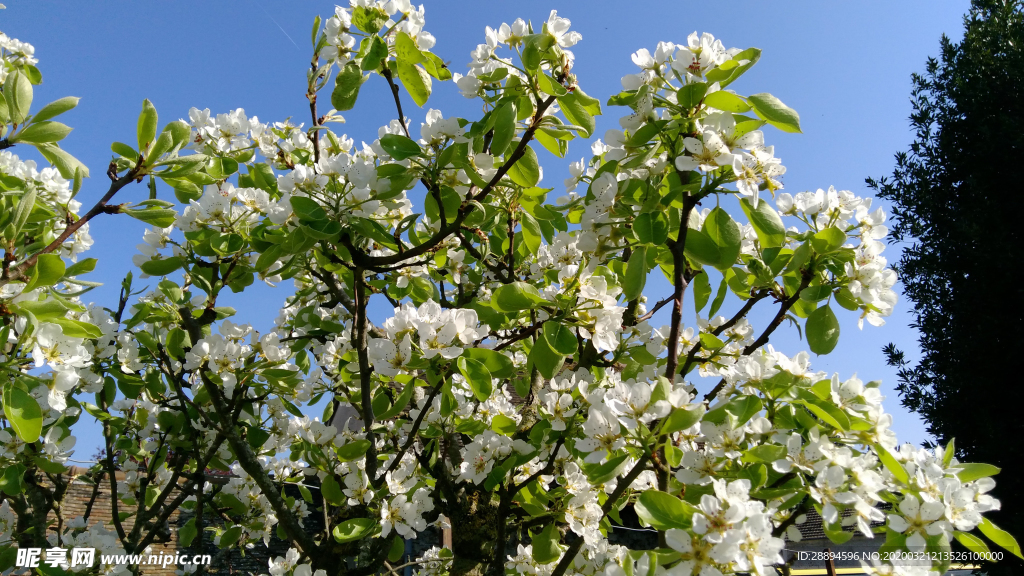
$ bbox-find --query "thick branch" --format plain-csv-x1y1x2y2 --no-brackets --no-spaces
201,372,321,559
353,268,379,484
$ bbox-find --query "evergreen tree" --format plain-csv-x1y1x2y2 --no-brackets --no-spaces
870,0,1024,570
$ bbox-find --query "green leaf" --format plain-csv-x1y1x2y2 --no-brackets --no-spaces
332,62,367,112
50,317,102,339
362,35,389,71
64,258,97,277
709,275,728,316
507,144,541,187
13,298,70,321
179,518,198,547
954,530,991,555
693,271,711,313
397,60,431,107
742,444,788,463
490,102,517,157
31,96,79,124
492,281,548,312
458,356,493,402
491,414,518,436
321,475,345,505
420,51,453,80
806,305,840,355
124,207,177,228
157,154,208,178
462,348,515,379
146,129,175,163
740,198,785,248
543,322,578,356
13,121,72,144
37,144,90,179
529,333,564,380
626,120,667,147
140,256,183,277
623,246,647,301
635,490,695,530
633,212,669,245
704,207,742,270
291,196,327,221
378,380,417,420
0,463,26,496
531,523,562,564
521,211,542,255
800,285,832,303
333,518,379,543
111,142,137,159
583,453,629,485
706,48,762,88
137,99,158,151
979,518,1023,559
955,463,1000,483
703,90,750,113
25,253,66,291
521,34,552,71
206,156,239,180
943,438,956,467
799,397,850,431
811,226,846,254
661,404,706,434
699,333,725,350
558,92,596,137
3,386,42,443
379,134,422,160
337,439,372,461
388,535,406,562
677,82,708,109
747,92,802,133
166,328,189,360
4,70,32,124
217,526,243,549
688,226,720,266
352,5,388,34
10,188,36,236
537,73,567,96
874,442,909,485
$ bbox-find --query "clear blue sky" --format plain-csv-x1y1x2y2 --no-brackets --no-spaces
2,1,970,456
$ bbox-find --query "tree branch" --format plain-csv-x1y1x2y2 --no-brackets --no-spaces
0,162,138,288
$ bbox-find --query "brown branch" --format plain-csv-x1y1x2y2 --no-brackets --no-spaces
679,290,769,376
663,193,699,380
200,370,321,559
353,268,379,484
0,163,138,288
494,319,548,352
340,96,558,270
374,374,447,488
703,268,814,402
381,68,411,138
549,454,651,576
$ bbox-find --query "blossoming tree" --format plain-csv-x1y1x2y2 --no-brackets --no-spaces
0,3,1019,576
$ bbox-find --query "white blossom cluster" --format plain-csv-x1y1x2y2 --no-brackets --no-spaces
0,11,1015,576
0,30,37,82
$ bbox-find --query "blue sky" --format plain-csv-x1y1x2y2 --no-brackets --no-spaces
2,1,970,456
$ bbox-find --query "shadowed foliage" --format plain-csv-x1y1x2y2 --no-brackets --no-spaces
870,1,1024,572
